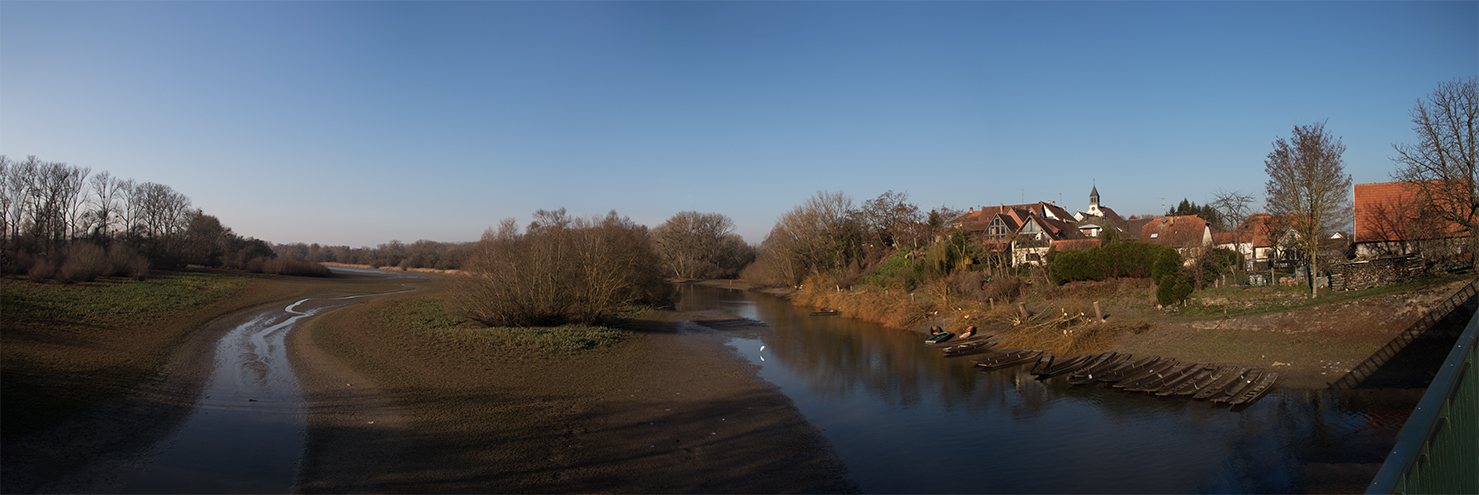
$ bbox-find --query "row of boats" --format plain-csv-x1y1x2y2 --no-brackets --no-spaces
927,335,1280,407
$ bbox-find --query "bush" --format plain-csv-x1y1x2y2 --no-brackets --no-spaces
454,210,673,327
1050,242,1182,285
262,256,332,277
107,243,151,280
57,243,110,283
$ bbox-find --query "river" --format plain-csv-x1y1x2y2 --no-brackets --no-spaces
675,283,1422,493
117,268,418,493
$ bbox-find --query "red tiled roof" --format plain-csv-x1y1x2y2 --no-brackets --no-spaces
1354,181,1469,243
1139,215,1211,246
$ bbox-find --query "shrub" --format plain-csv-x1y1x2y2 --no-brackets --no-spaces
262,256,332,277
1049,242,1182,285
27,260,55,282
453,210,673,327
57,243,110,283
107,243,151,280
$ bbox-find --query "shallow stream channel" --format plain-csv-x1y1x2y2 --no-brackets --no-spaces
676,283,1424,493
117,267,418,493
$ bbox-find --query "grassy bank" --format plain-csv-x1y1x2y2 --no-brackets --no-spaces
1,273,255,438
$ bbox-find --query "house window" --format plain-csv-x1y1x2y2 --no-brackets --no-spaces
1150,233,1159,239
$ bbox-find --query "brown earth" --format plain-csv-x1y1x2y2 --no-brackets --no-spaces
290,282,856,493
3,270,854,493
1,271,414,493
1112,276,1475,388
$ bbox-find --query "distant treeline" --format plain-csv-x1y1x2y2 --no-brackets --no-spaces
271,240,476,271
1,155,327,281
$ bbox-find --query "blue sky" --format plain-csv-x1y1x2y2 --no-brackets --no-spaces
2,1,1475,247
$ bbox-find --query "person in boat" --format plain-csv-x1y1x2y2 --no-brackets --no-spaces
930,325,944,335
960,325,977,338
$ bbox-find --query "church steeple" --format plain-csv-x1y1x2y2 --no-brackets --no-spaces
1089,185,1100,208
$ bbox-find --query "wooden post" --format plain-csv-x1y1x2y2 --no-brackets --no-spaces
989,298,994,309
1094,301,1103,322
1017,303,1029,320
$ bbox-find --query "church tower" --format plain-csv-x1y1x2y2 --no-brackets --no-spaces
1089,185,1100,209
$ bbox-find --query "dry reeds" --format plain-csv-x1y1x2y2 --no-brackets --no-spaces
995,302,1152,355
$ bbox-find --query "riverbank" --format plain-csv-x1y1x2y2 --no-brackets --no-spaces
707,275,1477,390
0,269,414,493
290,281,857,492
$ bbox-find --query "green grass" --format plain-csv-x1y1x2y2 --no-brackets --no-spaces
2,273,255,327
380,296,629,357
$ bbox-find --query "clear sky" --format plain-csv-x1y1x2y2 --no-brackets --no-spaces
3,1,1475,247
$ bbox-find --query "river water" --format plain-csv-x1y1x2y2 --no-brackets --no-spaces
676,284,1423,494
117,268,417,493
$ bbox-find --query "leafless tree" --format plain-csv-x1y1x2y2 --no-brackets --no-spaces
456,210,671,326
652,211,752,279
1391,77,1478,255
88,171,129,239
1209,189,1256,232
1265,120,1353,297
860,190,923,248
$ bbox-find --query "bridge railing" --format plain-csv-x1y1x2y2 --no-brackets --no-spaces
1366,296,1478,494
1332,278,1478,390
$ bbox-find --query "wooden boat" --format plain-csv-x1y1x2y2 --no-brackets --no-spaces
974,349,1044,369
1227,372,1280,406
1126,362,1199,393
1193,367,1250,400
1094,356,1159,382
1172,365,1237,397
810,309,841,316
1036,353,1095,378
925,332,954,345
1112,359,1178,389
942,338,998,357
1029,355,1054,375
1155,365,1215,396
1102,357,1168,384
1067,353,1132,385
925,334,990,348
1212,369,1264,404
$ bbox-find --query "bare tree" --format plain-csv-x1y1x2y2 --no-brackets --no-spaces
1265,120,1353,297
1391,77,1478,255
652,211,752,279
1209,189,1256,232
859,190,923,248
88,171,128,239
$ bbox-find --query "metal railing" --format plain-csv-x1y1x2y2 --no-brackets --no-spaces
1332,278,1478,390
1366,296,1478,494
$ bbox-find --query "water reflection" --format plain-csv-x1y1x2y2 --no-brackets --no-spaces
679,284,1419,494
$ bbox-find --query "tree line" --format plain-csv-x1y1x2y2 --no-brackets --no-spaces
0,156,324,281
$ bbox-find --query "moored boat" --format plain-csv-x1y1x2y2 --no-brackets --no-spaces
1112,359,1178,389
1212,369,1264,404
1126,362,1199,393
1193,367,1250,400
942,337,997,357
974,349,1044,369
925,331,954,345
1036,353,1096,378
1154,364,1214,396
1174,365,1237,397
1067,353,1133,385
1228,372,1280,406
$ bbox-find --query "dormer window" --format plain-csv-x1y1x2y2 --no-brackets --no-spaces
1150,233,1159,239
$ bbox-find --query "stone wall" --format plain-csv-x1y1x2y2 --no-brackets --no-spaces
1328,255,1424,291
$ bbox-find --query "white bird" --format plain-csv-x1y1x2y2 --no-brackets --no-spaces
760,345,766,351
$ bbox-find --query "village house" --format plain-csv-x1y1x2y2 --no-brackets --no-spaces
1353,180,1471,259
1139,214,1213,263
1213,213,1287,271
949,200,1095,266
